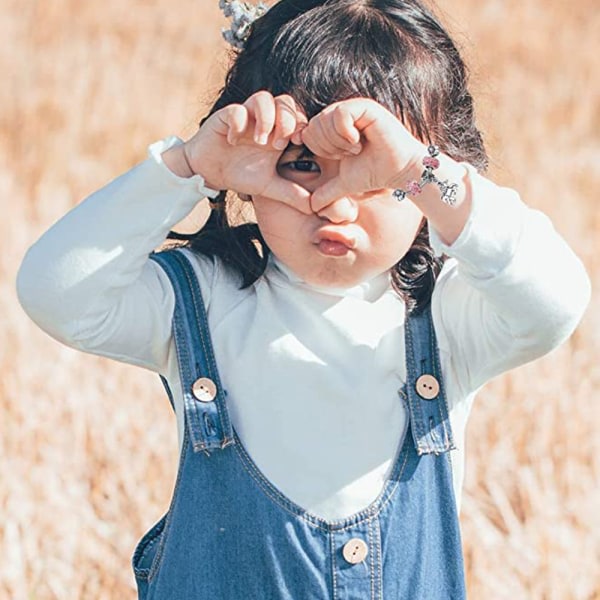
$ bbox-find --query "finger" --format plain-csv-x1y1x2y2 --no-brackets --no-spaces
272,95,300,150
291,112,309,146
313,104,362,154
340,98,380,134
331,105,362,153
245,91,276,145
221,104,249,144
310,177,351,213
301,118,343,159
314,117,344,156
316,113,357,155
264,178,313,215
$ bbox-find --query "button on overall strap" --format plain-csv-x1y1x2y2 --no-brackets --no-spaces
150,249,233,452
404,306,455,455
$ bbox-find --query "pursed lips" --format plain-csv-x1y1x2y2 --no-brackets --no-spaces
313,227,356,250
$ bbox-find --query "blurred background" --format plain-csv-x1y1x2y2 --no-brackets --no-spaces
1,0,598,597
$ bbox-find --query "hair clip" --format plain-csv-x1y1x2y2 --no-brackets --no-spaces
219,0,269,49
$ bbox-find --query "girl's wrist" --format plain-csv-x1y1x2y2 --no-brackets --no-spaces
388,140,427,191
161,144,195,179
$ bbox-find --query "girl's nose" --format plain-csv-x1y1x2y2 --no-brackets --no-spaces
315,197,359,223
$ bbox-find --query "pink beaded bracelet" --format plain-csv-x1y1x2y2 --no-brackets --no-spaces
393,145,459,206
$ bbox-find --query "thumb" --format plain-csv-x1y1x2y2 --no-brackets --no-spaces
265,177,312,215
310,177,350,213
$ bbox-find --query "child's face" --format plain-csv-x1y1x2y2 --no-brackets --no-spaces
251,145,424,288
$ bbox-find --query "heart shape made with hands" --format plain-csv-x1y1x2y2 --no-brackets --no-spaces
194,95,424,214
285,98,425,213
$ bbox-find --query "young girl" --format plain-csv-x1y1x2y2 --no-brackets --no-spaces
17,0,590,598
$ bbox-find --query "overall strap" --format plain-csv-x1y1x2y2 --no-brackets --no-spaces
404,305,455,455
150,249,233,453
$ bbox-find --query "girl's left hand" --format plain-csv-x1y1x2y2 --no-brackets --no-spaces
299,98,425,212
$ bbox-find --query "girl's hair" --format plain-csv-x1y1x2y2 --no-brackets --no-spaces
170,0,488,313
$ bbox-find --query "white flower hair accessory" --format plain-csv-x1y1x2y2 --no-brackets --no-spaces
219,0,269,49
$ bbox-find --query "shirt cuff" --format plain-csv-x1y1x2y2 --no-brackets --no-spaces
147,136,220,200
429,164,527,280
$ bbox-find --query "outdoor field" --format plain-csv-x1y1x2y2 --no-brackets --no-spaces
1,0,598,597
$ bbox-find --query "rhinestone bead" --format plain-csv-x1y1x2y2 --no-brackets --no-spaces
423,156,440,169
406,181,422,196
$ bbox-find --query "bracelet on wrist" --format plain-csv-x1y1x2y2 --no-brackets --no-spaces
393,145,459,206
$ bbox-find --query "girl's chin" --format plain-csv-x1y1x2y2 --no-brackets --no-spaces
300,264,377,290
276,250,387,289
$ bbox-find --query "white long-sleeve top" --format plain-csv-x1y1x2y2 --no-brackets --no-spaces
17,138,591,521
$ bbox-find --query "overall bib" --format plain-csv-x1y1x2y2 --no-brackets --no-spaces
133,249,467,599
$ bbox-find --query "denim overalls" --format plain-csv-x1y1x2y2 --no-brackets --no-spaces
132,249,466,599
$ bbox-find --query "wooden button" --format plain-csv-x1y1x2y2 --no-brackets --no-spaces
342,538,369,564
415,374,440,400
192,377,217,403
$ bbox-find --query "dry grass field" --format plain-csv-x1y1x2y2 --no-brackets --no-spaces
2,0,599,598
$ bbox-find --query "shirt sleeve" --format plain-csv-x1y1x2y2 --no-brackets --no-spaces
430,165,591,395
16,137,219,374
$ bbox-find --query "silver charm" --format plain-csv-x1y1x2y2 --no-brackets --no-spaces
438,180,459,206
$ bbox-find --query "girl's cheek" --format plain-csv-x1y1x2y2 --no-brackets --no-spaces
366,201,422,240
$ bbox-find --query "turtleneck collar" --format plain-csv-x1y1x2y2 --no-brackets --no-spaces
266,254,392,302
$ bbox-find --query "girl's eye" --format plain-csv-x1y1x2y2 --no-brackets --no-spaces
282,160,320,173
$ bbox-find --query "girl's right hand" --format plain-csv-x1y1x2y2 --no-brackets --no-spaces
182,91,312,213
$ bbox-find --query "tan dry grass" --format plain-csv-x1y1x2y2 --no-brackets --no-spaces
1,0,599,598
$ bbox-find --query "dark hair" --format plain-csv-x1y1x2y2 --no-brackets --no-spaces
169,0,488,313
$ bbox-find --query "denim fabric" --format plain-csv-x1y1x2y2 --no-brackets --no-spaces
133,249,466,599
